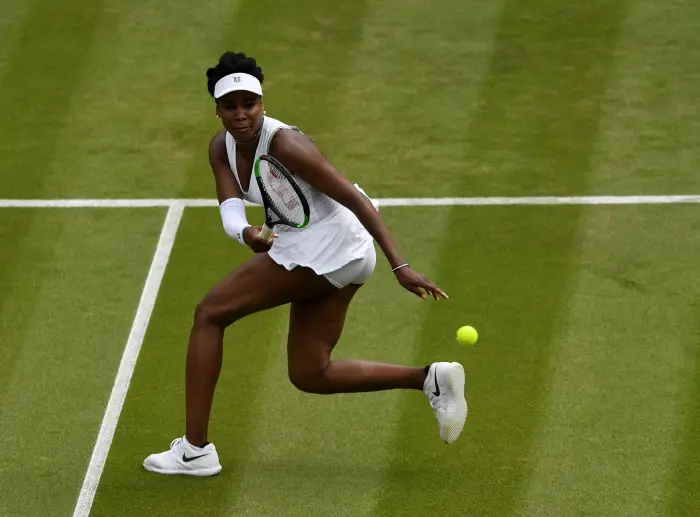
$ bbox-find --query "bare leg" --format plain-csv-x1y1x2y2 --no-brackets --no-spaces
186,254,337,446
287,284,427,394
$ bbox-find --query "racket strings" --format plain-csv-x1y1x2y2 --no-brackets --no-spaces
260,164,307,226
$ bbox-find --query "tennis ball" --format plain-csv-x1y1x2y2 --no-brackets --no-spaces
456,326,478,346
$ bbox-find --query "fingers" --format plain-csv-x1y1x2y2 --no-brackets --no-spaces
251,244,273,253
247,229,277,252
407,281,448,301
253,231,279,246
412,288,428,300
397,269,448,301
418,276,449,301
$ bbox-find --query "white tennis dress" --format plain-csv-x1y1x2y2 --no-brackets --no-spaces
225,116,377,285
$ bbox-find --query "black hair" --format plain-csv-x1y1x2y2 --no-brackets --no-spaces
206,52,264,98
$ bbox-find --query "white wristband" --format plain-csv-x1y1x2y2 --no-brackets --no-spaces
220,197,251,245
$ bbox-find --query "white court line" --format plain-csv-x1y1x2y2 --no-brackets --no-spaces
72,202,185,517
1,195,700,208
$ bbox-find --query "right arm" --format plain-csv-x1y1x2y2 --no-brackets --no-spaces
209,131,274,251
209,130,244,203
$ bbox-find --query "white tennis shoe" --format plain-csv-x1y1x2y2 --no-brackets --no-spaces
143,436,222,476
423,362,468,444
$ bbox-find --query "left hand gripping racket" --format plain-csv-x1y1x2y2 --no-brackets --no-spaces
254,155,311,241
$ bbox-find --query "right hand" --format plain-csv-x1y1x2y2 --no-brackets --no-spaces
242,226,279,253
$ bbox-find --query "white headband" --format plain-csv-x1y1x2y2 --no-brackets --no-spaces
214,73,263,98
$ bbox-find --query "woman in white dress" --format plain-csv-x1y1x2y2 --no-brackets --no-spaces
144,52,467,476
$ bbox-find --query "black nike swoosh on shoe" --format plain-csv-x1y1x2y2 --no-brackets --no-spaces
182,453,210,463
432,366,440,397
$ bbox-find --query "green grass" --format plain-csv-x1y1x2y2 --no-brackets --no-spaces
1,0,700,515
0,209,165,516
85,205,700,517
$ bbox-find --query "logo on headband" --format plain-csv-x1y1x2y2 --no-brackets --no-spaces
233,76,241,82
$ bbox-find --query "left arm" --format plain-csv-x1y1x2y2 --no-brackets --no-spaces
270,129,447,300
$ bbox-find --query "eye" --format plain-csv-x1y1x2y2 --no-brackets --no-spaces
244,102,256,110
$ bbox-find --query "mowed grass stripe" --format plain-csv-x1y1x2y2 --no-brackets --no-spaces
660,3,700,493
0,0,110,199
666,315,700,516
282,1,507,515
519,206,700,516
374,0,628,515
0,0,109,434
455,0,630,198
30,0,243,200
0,209,165,517
223,210,453,517
531,2,700,514
316,0,505,199
0,0,32,81
588,0,700,195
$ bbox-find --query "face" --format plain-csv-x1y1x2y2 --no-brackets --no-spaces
216,91,264,142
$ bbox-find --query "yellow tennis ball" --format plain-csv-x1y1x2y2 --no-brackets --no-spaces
457,326,478,346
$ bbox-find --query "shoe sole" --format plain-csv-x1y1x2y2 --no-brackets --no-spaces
442,362,467,444
143,463,222,477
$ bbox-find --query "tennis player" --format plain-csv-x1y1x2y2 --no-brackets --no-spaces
143,52,467,476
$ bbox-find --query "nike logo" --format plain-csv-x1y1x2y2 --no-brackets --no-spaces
432,367,440,397
182,453,210,463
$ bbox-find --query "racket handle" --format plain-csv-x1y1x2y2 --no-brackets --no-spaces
259,224,274,242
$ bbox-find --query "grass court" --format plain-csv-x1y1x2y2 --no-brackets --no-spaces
1,0,699,515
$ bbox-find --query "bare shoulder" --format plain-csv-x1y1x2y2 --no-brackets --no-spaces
269,128,323,167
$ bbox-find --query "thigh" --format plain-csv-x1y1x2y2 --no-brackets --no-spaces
201,253,338,325
286,283,361,375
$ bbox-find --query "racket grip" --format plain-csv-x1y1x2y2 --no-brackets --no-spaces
259,224,274,242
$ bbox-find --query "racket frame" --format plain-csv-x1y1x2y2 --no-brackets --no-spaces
254,155,311,241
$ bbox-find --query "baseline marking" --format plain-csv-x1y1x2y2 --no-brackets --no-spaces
1,195,700,209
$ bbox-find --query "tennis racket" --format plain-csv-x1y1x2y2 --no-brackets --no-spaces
254,155,311,242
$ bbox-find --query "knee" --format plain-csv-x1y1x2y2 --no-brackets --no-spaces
194,299,219,326
288,366,328,394
193,297,241,328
